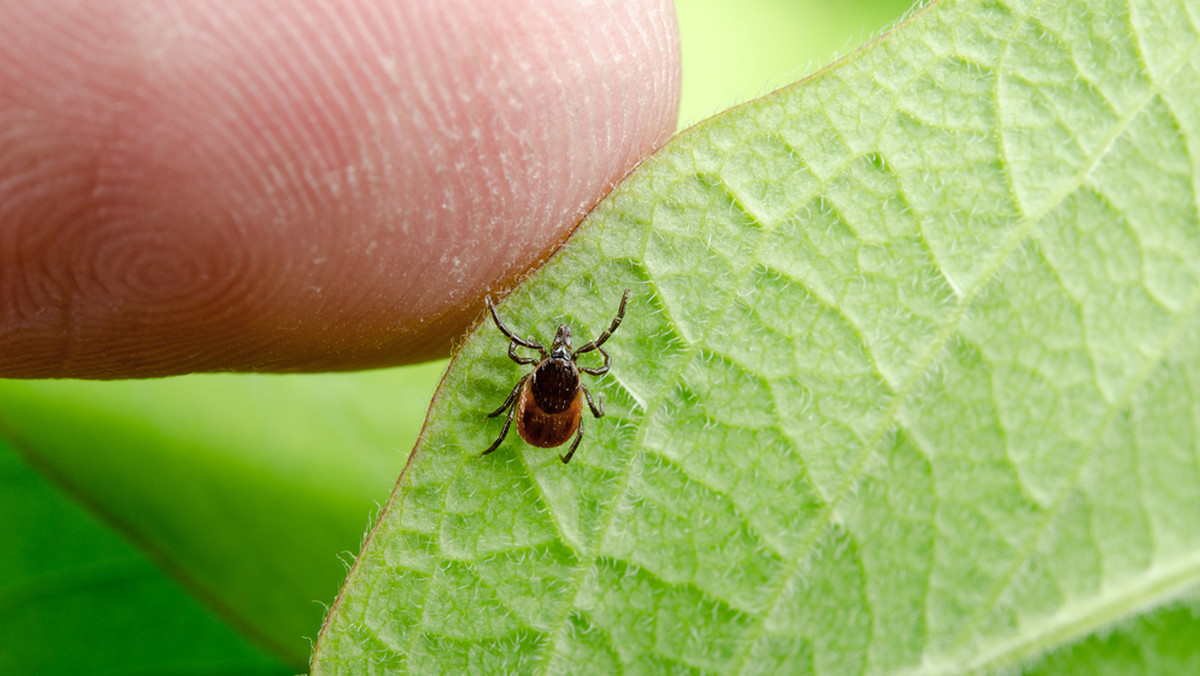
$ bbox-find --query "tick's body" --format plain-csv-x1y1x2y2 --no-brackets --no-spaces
517,365,582,448
483,289,630,463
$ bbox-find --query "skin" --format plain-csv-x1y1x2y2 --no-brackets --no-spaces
0,0,680,378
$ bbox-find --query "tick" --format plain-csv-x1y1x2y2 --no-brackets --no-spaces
482,288,631,463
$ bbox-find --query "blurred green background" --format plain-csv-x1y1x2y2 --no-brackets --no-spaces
0,2,915,674
677,0,915,128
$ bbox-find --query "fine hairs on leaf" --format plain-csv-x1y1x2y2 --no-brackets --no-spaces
312,0,1200,674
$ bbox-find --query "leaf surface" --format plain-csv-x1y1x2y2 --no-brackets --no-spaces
0,437,290,675
315,0,1200,672
0,365,442,666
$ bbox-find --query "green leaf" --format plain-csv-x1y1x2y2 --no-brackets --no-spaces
0,437,290,675
312,0,1200,673
0,364,443,668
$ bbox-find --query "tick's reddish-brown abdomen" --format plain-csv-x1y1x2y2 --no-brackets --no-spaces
516,377,583,448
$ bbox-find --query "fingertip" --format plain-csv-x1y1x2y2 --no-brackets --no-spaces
0,0,680,377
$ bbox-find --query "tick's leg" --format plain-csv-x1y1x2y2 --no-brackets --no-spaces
560,421,584,463
484,375,528,456
483,388,522,456
578,345,611,376
488,296,547,360
508,341,540,366
573,288,630,359
487,375,528,418
581,385,604,418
